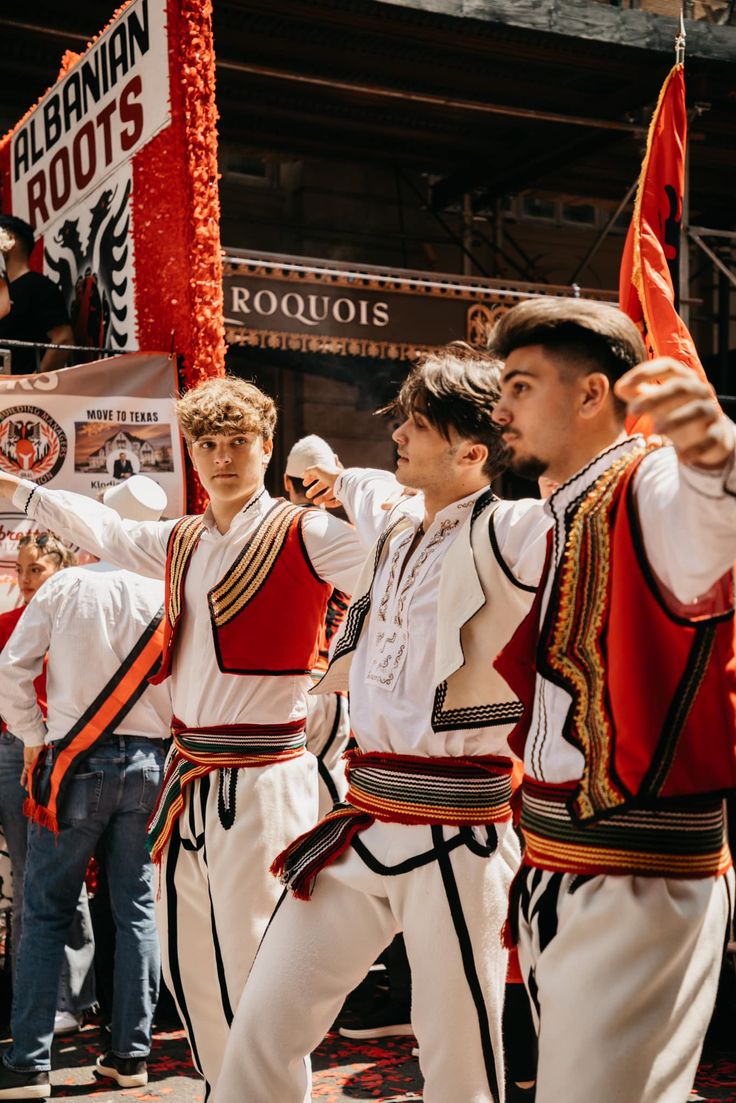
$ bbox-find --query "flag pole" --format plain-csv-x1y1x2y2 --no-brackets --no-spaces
677,4,689,324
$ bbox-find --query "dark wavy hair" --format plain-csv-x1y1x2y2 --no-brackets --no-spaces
381,342,507,479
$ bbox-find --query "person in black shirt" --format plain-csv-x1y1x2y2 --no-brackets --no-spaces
0,214,73,375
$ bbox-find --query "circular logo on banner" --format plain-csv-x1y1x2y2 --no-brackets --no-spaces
0,407,67,485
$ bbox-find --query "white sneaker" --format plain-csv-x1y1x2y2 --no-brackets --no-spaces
53,1010,81,1035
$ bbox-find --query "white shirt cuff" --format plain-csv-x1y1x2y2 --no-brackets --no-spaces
680,453,736,500
12,480,41,516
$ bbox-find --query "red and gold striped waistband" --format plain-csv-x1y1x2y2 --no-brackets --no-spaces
345,750,513,826
521,778,731,879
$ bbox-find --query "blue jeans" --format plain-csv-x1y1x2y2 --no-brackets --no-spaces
0,732,95,1012
4,736,164,1072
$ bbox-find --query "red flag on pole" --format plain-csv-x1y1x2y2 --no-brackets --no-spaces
619,64,712,434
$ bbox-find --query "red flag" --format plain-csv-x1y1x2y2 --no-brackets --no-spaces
619,64,712,434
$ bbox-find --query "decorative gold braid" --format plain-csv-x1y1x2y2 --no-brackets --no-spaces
167,517,205,626
209,502,300,628
546,444,652,820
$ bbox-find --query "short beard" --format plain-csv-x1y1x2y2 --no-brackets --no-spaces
509,454,547,482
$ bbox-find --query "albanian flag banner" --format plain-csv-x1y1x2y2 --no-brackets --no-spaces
619,63,712,435
0,352,185,611
0,0,225,389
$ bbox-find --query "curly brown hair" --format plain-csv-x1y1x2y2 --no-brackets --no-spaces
176,376,277,443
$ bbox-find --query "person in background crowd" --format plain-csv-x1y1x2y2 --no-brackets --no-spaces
0,478,171,1101
0,378,365,1099
0,532,96,1038
0,215,73,375
284,434,352,815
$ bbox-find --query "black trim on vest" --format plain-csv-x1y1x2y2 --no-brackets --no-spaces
639,623,717,799
296,508,328,585
329,518,404,666
488,509,538,593
626,474,734,628
431,681,524,733
434,824,500,1103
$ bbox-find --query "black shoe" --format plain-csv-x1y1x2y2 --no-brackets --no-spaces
0,1063,50,1099
338,998,413,1039
95,1053,148,1088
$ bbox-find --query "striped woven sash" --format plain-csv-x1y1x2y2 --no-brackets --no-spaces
521,778,731,879
270,749,513,900
147,717,306,863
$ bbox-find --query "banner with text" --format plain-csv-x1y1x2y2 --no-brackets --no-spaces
0,352,184,609
0,0,224,394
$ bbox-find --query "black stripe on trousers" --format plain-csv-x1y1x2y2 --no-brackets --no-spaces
165,828,204,1077
433,824,500,1103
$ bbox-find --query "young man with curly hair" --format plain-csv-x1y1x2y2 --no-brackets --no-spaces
0,376,364,1099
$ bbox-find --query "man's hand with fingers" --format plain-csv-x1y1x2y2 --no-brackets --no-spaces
615,358,736,470
302,465,343,509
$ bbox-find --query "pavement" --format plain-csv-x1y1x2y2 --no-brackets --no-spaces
1,1019,732,1103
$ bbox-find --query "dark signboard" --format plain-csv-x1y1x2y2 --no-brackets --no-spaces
223,252,615,361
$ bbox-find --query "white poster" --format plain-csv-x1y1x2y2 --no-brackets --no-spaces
0,353,185,610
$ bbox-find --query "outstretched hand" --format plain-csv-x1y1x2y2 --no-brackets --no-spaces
615,358,735,469
302,465,343,509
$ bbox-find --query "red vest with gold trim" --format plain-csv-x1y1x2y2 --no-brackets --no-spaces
150,501,331,683
496,446,736,822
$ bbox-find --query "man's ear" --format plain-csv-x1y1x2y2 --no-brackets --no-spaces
578,372,612,420
284,473,292,493
458,439,489,471
262,438,273,466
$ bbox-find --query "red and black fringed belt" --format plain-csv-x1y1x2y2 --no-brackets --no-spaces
147,717,306,863
270,748,513,900
520,777,731,879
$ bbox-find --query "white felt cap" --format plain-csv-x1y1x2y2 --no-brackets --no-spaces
285,435,335,478
103,475,168,522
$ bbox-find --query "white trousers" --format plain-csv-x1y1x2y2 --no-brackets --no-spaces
305,691,350,817
154,754,318,1096
516,866,733,1103
215,818,520,1103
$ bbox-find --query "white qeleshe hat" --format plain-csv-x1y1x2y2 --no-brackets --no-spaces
103,475,167,522
285,435,335,478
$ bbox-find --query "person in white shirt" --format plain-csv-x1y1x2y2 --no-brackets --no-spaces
284,434,352,816
0,376,364,1099
0,477,171,1101
482,297,736,1103
215,345,551,1103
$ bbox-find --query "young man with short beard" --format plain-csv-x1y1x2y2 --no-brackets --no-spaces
215,345,551,1103
0,377,365,1099
484,298,736,1103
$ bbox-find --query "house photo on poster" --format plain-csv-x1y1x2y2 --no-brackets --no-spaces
74,420,174,475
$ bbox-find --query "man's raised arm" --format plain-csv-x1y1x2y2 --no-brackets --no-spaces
616,358,736,605
0,474,170,578
303,464,416,549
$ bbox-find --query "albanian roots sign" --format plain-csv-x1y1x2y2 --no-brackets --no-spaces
0,0,225,383
0,353,185,608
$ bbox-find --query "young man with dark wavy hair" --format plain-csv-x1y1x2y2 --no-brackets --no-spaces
216,344,551,1103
